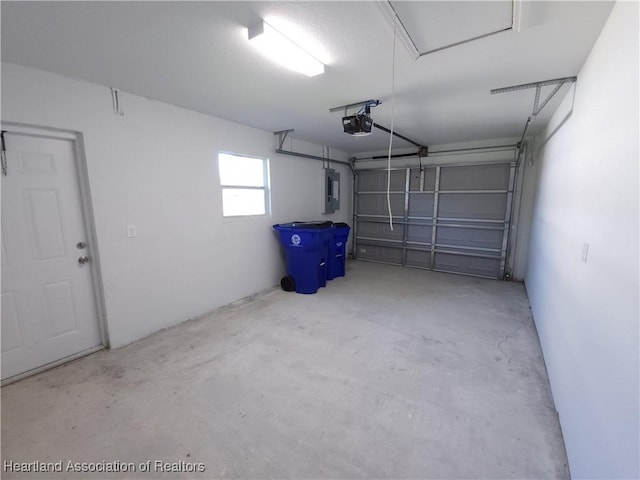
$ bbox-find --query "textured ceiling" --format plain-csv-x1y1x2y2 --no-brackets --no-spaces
1,1,614,154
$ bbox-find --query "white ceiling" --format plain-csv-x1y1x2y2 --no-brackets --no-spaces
1,1,614,155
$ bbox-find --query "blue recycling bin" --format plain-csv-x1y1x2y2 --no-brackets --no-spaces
328,223,350,280
273,222,332,294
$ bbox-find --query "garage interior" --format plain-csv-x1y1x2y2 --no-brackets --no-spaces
1,1,638,479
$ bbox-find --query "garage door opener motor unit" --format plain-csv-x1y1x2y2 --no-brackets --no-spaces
342,100,380,136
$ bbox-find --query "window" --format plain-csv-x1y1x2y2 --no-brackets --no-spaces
218,152,270,217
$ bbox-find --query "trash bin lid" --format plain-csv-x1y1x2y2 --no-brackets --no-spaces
291,221,333,229
273,222,296,231
273,221,333,232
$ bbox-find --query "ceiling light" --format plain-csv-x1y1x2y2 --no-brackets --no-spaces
248,20,325,77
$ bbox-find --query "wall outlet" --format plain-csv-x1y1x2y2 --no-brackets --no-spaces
127,225,137,238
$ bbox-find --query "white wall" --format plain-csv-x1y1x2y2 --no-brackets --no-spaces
524,2,639,478
1,63,352,347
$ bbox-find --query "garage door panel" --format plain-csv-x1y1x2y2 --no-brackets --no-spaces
357,170,406,191
408,168,436,191
357,221,405,242
405,249,432,268
357,244,403,264
408,193,434,217
436,226,503,250
357,193,404,216
434,252,501,278
355,162,515,279
407,224,433,243
438,193,507,220
440,164,510,190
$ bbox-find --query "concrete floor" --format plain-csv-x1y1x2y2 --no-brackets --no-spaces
2,260,568,479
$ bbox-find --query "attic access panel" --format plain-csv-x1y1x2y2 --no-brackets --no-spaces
390,1,514,55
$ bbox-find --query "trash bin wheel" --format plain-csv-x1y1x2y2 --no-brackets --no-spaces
280,275,296,292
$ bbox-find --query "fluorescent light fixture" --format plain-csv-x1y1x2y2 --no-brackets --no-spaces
248,20,325,77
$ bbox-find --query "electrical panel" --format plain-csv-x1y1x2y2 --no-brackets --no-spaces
324,168,340,214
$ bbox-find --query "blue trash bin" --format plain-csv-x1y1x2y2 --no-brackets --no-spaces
328,222,350,280
273,222,332,294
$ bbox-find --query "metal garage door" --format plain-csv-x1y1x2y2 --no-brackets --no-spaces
354,162,516,279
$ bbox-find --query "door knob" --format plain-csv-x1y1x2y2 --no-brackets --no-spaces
78,256,90,265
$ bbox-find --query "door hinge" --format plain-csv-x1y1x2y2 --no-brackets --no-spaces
111,88,124,116
1,130,7,176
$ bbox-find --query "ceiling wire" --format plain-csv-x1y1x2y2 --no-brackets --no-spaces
386,13,397,232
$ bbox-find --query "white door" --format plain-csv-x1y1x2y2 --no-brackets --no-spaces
1,131,103,381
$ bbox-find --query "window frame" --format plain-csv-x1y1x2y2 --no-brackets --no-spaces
218,151,271,218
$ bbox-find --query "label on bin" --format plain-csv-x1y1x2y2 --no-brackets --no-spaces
291,234,301,246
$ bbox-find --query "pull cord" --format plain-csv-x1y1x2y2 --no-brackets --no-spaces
386,14,397,231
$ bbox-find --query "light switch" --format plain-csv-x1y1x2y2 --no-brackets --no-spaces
127,225,137,238
581,242,589,263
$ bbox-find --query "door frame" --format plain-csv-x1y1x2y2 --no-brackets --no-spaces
1,122,109,384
